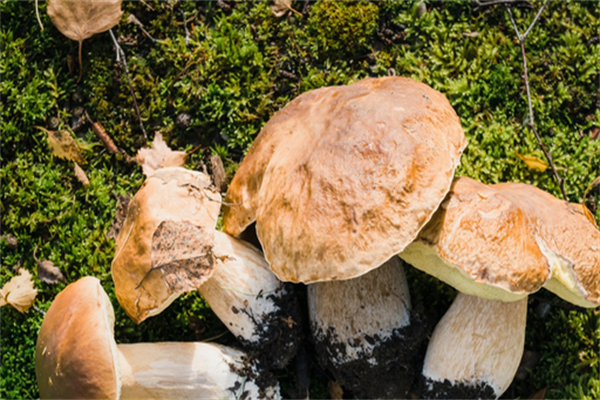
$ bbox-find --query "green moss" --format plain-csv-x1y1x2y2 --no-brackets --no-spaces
1,1,598,399
308,0,379,59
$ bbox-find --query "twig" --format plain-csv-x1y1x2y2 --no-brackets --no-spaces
127,14,158,43
108,29,148,140
35,0,44,30
506,1,567,200
180,10,190,46
472,0,532,12
32,305,47,316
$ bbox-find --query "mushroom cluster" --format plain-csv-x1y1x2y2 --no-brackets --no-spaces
34,77,599,399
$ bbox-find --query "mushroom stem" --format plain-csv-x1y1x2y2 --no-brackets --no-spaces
419,293,527,399
117,342,280,400
198,231,302,368
308,257,425,398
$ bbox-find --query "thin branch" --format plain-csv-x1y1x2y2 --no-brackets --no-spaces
35,0,44,30
523,0,550,40
506,2,567,200
180,10,190,46
109,29,148,140
471,0,533,11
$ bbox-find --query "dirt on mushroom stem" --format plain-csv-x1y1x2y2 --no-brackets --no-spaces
311,303,430,399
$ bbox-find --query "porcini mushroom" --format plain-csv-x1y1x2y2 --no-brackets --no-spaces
111,166,301,368
222,77,466,397
400,177,600,399
35,277,281,399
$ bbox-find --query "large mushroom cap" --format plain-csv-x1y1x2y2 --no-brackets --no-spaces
111,167,221,323
401,177,600,307
36,277,120,399
223,77,466,283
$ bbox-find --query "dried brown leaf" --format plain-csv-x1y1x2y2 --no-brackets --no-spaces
141,221,216,293
271,0,301,17
210,154,227,193
35,126,85,163
136,132,187,176
516,152,548,172
73,161,90,186
47,0,123,43
0,269,38,313
582,176,600,227
37,260,67,285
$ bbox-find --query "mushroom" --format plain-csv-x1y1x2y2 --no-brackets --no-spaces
222,77,466,397
35,277,281,399
400,177,600,399
111,167,301,368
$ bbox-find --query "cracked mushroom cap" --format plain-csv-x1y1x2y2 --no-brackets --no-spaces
400,177,600,307
111,167,221,323
223,77,466,283
36,277,120,399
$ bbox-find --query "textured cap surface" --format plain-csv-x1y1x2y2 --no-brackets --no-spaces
401,177,600,306
35,277,120,399
111,168,221,323
223,77,466,283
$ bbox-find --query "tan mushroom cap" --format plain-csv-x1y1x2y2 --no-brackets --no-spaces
223,77,466,283
400,177,600,307
36,277,120,399
111,167,221,323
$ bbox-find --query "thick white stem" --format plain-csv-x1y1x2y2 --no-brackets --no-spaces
422,294,527,398
307,257,418,398
117,342,280,399
308,257,411,364
198,231,299,367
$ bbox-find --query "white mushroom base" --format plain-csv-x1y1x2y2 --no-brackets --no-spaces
418,294,527,399
118,342,281,399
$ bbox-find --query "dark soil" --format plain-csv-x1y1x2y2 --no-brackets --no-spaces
312,307,430,399
237,281,303,370
414,377,496,400
227,355,281,400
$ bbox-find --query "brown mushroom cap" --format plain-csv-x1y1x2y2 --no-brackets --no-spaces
401,177,600,307
36,277,120,399
223,77,466,283
111,167,221,323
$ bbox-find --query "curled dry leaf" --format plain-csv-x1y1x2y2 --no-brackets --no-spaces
73,161,90,186
136,132,187,177
143,220,217,293
516,152,548,172
35,126,85,163
271,0,301,17
47,0,123,81
0,269,38,313
34,248,66,285
209,154,227,193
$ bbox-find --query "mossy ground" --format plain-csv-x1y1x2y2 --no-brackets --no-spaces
1,1,599,399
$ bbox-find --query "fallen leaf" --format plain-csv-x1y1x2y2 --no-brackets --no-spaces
328,380,344,400
528,387,548,399
516,153,548,172
34,247,66,285
271,0,302,17
140,221,217,293
136,132,187,176
210,154,227,193
34,126,85,163
47,0,123,81
582,176,600,226
590,126,599,140
73,161,90,186
0,269,38,313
